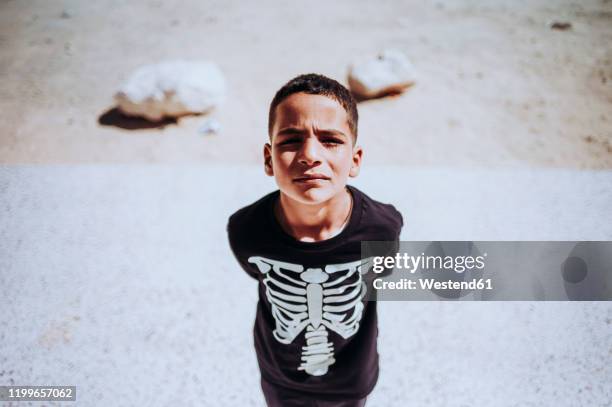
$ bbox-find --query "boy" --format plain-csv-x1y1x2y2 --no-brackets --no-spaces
227,74,403,406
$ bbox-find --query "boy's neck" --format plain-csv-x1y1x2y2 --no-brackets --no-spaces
275,187,353,242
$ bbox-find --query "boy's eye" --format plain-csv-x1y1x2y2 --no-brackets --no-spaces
322,138,343,146
278,138,301,145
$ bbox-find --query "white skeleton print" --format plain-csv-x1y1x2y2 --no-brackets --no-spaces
248,255,373,376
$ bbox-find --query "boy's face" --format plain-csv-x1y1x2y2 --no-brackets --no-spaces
264,93,362,205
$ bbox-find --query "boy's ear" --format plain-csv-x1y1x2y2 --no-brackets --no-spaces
349,145,363,177
263,143,274,176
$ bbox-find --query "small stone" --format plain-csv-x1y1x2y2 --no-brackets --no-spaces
347,49,416,100
60,9,72,19
198,118,221,135
550,21,572,30
115,60,226,122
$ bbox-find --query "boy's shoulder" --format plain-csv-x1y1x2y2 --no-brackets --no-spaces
227,190,278,239
348,185,403,241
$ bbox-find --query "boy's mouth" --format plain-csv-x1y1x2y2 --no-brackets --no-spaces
293,174,331,183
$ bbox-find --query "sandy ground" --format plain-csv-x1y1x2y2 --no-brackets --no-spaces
0,0,611,167
1,165,611,406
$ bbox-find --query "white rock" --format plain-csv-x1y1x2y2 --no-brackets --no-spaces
115,60,226,121
348,50,416,99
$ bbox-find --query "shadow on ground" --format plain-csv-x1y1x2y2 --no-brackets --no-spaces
352,85,415,103
98,107,177,130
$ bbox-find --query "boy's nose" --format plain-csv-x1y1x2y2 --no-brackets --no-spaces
298,137,322,166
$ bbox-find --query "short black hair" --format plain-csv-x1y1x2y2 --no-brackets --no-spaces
268,73,359,141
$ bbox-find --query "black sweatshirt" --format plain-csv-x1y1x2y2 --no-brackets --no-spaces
227,185,403,401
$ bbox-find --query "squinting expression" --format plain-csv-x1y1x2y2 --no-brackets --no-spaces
264,93,362,204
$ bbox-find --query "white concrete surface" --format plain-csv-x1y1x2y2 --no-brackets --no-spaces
1,165,611,406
